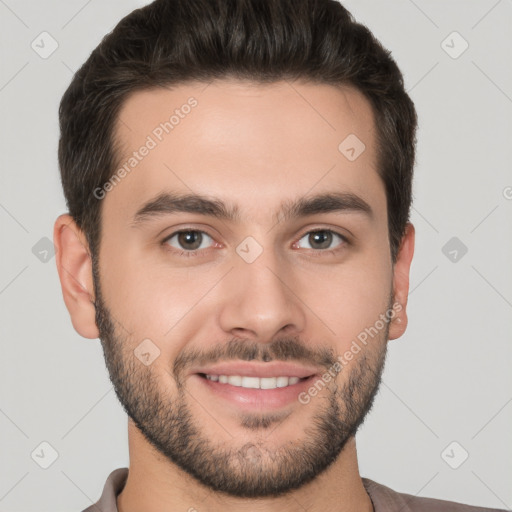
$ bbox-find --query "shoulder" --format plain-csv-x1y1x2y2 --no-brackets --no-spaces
362,478,507,512
81,467,128,512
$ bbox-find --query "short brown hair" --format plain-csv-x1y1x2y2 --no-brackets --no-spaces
58,0,418,263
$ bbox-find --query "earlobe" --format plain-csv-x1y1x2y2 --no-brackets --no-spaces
388,222,415,341
53,214,99,339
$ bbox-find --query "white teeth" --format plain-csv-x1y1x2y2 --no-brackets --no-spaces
241,376,260,388
228,375,242,386
276,376,289,388
204,374,304,389
260,377,277,389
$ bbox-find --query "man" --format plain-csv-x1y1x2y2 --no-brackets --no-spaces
53,0,506,510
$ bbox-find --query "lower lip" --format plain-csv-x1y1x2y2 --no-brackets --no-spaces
193,374,318,410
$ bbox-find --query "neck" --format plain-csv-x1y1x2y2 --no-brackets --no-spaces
117,420,373,512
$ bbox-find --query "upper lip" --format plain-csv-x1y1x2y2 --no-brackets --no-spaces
190,361,322,379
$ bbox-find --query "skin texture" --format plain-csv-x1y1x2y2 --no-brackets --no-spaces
54,79,415,512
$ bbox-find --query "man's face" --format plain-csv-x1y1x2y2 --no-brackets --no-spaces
94,80,399,497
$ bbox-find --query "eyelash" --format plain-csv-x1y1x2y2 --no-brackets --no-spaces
161,228,349,258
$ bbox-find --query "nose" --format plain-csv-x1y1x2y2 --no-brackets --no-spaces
217,248,306,343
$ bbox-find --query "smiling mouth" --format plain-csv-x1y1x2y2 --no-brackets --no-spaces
197,373,312,390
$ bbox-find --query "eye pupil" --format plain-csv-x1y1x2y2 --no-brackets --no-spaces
310,231,332,249
178,231,202,250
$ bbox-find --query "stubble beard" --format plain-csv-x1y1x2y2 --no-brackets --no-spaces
93,270,389,498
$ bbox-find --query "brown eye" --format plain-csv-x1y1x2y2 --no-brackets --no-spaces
296,230,346,251
165,230,213,251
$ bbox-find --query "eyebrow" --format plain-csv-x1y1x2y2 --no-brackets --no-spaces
131,191,373,226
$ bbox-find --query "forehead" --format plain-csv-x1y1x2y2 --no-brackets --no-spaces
106,79,384,225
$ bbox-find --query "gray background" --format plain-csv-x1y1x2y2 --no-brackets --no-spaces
1,0,511,511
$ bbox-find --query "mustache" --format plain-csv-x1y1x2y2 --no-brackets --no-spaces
172,336,338,380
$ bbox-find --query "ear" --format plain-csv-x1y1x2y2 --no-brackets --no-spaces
53,214,99,339
388,222,415,341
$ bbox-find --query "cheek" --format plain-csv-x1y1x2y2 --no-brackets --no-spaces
99,243,220,345
296,253,392,349
98,242,171,337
